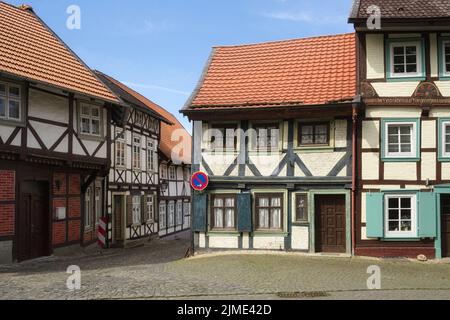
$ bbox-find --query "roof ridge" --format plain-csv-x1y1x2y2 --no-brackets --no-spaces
213,32,355,49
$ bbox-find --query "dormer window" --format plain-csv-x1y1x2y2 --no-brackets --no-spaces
0,81,22,122
387,40,424,79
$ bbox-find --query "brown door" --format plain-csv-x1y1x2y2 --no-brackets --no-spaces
441,195,450,257
18,181,50,262
315,195,346,253
113,195,124,243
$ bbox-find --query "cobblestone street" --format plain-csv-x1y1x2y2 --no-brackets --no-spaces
1,236,450,300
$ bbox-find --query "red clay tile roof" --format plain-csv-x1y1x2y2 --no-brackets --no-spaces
0,2,120,104
96,72,191,164
185,33,356,110
349,0,450,20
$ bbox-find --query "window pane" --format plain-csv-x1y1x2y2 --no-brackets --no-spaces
296,195,308,221
389,221,399,232
225,209,234,228
91,107,100,117
446,125,450,135
271,197,281,207
446,63,450,73
389,209,399,220
0,84,5,96
445,45,450,55
225,197,234,207
405,46,416,55
0,98,5,117
271,209,281,229
214,198,223,207
388,134,399,144
401,209,411,220
81,106,90,115
388,144,399,153
394,65,405,73
300,126,313,144
214,209,223,228
388,198,399,209
81,118,90,133
406,55,416,64
8,100,20,119
400,126,411,135
400,144,411,153
388,126,398,135
393,46,404,55
400,135,411,144
393,56,404,64
259,198,269,207
259,209,269,228
401,197,411,208
91,119,100,135
401,221,412,231
9,86,20,98
446,143,450,153
406,64,417,73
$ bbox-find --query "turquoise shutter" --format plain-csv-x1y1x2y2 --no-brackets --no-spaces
192,193,207,232
366,192,384,238
418,192,437,238
237,193,252,232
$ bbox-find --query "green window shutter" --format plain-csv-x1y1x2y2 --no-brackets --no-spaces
366,192,384,238
418,192,437,238
237,193,252,232
192,193,207,232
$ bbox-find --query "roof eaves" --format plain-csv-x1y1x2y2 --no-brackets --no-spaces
348,0,362,22
23,5,122,105
181,48,216,113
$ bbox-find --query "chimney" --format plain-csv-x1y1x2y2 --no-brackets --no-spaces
18,4,34,13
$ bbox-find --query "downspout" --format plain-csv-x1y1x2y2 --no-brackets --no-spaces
351,98,361,256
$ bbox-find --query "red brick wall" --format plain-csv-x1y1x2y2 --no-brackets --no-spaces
0,170,15,237
0,204,15,236
53,173,67,196
68,220,81,242
68,198,81,218
69,174,80,195
0,170,15,201
52,221,66,245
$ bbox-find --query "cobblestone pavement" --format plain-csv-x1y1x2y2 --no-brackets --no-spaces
1,237,450,300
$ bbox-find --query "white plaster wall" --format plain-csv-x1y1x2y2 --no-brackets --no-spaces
384,162,417,180
366,34,385,79
434,82,450,98
366,107,421,118
442,163,450,180
372,82,420,97
253,236,285,250
361,152,379,180
291,226,309,250
0,126,18,145
299,152,346,177
421,152,437,181
202,153,238,176
198,232,206,248
28,88,69,124
430,107,450,118
208,236,239,249
249,153,285,176
362,120,380,149
422,120,436,149
242,233,250,249
30,119,67,150
334,120,347,148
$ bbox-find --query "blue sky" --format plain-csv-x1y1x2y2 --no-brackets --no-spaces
8,0,354,131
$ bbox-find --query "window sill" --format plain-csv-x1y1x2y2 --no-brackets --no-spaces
208,230,240,236
0,118,26,127
381,157,420,163
78,134,105,142
386,76,425,82
438,157,450,163
380,237,425,242
294,146,334,153
253,231,288,237
292,222,309,227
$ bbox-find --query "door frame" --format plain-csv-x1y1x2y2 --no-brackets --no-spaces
435,184,450,259
309,189,351,255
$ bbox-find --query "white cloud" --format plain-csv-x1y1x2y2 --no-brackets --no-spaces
122,81,190,96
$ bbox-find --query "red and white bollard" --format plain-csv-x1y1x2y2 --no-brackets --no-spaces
97,216,107,249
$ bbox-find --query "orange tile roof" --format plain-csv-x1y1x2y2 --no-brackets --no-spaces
186,33,356,110
0,2,120,104
97,72,191,165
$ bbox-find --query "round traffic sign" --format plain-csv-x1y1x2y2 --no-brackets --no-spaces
191,171,209,191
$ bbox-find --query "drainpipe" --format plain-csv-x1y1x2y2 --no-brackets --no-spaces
351,98,360,256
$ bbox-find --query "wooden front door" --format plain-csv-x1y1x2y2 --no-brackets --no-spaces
441,195,450,257
18,181,50,262
113,195,124,243
315,195,346,253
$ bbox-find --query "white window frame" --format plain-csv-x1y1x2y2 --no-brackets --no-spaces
147,140,157,172
168,201,175,227
146,195,154,222
115,128,126,167
169,166,176,180
85,187,92,229
384,194,417,238
79,103,102,137
133,135,142,170
132,195,141,225
0,81,22,122
441,40,450,77
159,202,167,229
442,121,450,158
384,121,417,159
389,41,423,78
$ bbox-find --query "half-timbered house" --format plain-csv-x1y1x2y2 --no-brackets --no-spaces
182,35,357,253
94,71,173,247
0,3,123,263
349,0,450,259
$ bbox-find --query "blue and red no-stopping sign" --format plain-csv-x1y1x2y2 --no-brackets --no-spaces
191,171,209,191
